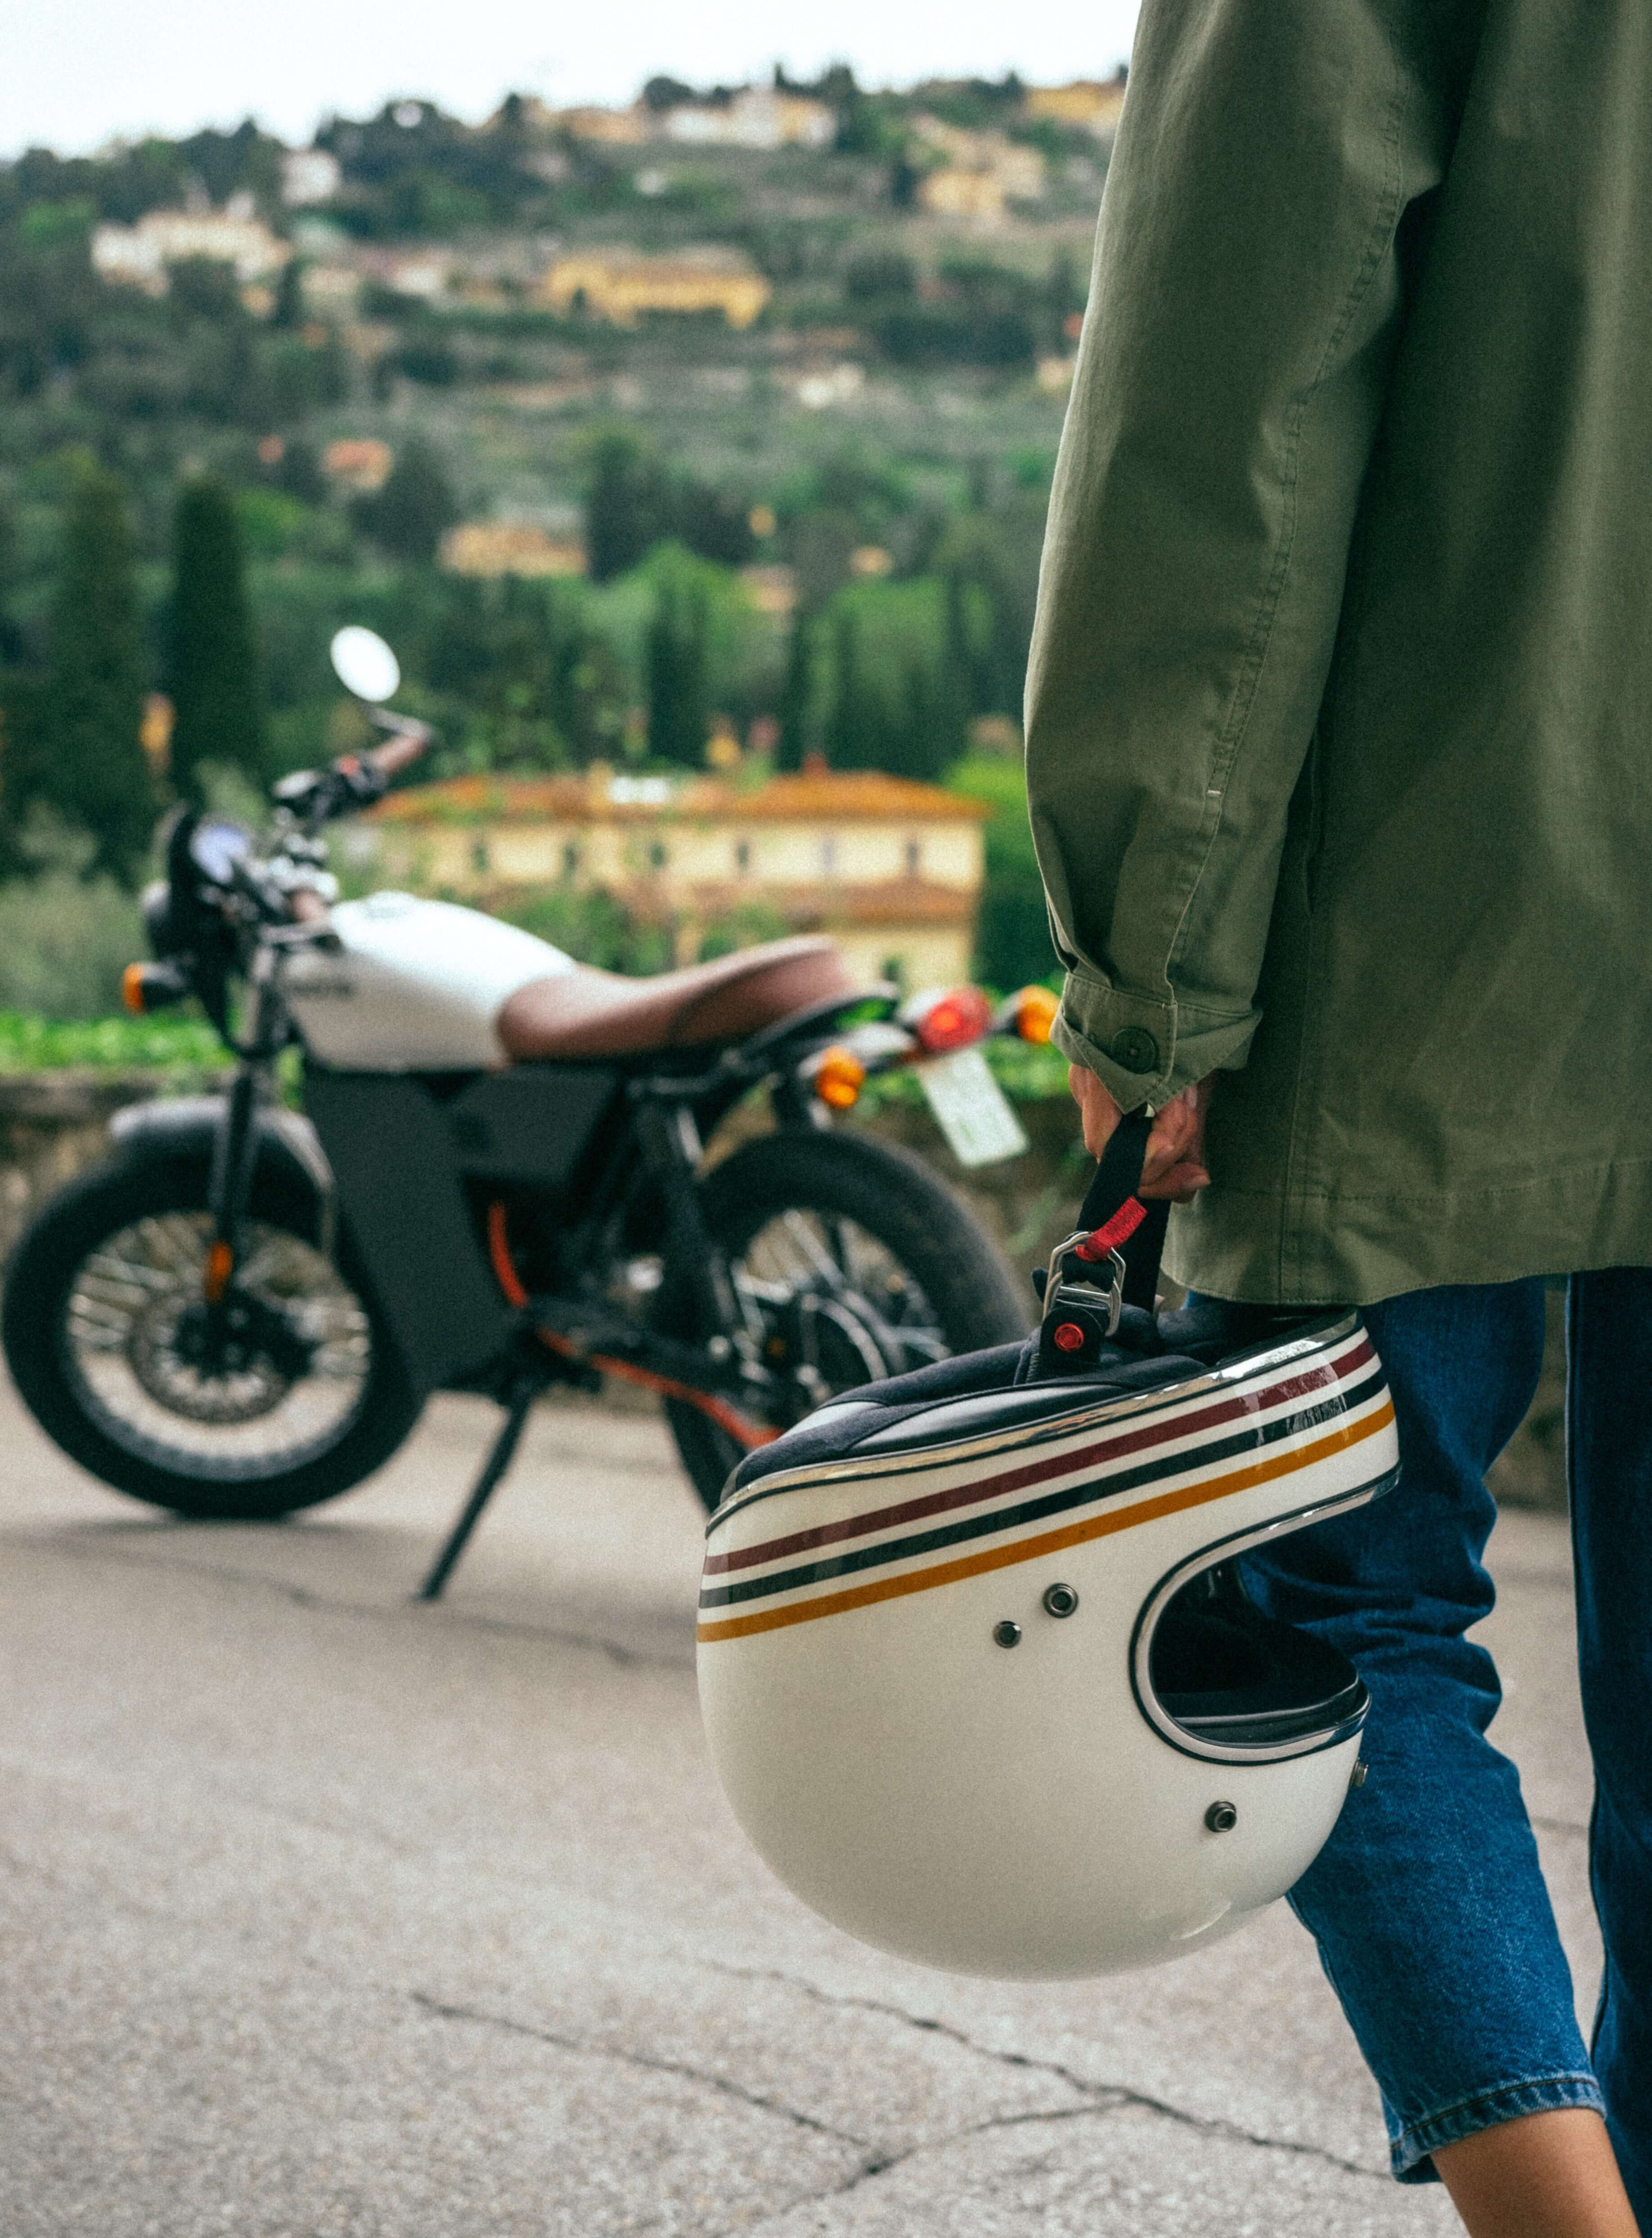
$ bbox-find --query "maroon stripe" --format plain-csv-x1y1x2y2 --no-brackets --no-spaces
705,1337,1377,1576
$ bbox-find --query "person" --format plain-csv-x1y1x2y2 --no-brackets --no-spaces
1022,5,1650,2235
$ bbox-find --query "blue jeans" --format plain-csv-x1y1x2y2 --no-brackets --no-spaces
1237,1275,1650,2213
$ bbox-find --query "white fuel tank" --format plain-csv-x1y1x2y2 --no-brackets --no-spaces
283,893,573,1071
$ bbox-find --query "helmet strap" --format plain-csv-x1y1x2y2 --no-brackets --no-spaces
1034,1112,1169,1372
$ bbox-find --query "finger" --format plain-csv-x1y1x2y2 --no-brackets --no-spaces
1142,1102,1197,1180
1140,1160,1211,1204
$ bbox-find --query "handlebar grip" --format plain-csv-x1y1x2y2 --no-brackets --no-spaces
361,725,430,780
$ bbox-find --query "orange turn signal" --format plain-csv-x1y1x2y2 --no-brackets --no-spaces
1014,985,1060,1044
122,959,190,1015
203,1240,235,1305
813,1046,867,1110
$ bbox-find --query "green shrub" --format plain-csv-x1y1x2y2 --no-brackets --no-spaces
0,1008,226,1072
948,754,1056,991
0,814,151,1018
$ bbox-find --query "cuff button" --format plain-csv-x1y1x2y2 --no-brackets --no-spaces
1107,1026,1160,1074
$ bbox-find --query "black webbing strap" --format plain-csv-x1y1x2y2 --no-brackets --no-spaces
1073,1112,1168,1311
1033,1112,1169,1372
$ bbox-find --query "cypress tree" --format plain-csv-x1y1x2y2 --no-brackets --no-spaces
585,431,671,583
775,606,813,771
825,607,881,770
168,475,266,799
356,434,458,563
645,572,708,766
41,468,153,883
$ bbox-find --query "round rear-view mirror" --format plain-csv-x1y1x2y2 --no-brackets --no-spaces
329,626,401,704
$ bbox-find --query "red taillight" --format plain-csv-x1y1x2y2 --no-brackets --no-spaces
907,986,993,1054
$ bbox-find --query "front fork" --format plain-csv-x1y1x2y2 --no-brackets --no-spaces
203,948,285,1307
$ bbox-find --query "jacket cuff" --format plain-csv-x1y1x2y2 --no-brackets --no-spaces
1051,969,1261,1108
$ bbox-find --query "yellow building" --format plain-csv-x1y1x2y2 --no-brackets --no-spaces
555,105,651,145
361,766,992,990
439,523,588,578
1022,76,1129,136
537,247,771,330
917,167,1007,221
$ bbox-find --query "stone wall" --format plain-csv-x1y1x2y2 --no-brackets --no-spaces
0,1072,216,1264
0,1071,1566,1510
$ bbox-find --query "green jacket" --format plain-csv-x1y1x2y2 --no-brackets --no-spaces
1025,0,1652,1304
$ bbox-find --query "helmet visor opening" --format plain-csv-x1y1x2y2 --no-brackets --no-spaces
1148,1562,1366,1752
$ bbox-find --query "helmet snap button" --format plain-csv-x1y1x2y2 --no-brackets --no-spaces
1349,1759,1369,1790
992,1620,1022,1649
1204,1801,1238,1833
1052,1321,1087,1353
1042,1582,1079,1618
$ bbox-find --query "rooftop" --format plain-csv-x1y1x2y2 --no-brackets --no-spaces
366,769,993,827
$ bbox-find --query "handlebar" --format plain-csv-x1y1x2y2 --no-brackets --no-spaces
360,722,432,781
271,713,432,826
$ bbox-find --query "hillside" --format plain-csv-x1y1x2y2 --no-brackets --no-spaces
0,68,1118,996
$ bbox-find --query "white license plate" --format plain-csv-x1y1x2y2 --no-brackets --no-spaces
917,1046,1029,1169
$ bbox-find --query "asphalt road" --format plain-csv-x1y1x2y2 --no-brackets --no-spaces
0,1376,1598,2238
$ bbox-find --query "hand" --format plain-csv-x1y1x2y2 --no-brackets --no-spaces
1068,1066,1214,1204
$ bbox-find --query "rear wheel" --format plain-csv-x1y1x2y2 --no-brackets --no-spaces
3,1153,422,1520
659,1130,1027,1511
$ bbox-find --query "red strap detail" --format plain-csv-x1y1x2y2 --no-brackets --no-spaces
1075,1196,1147,1260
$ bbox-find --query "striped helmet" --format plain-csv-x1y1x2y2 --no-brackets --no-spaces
697,1126,1399,1979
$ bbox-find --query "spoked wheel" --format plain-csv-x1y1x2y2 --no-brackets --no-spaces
3,1153,421,1519
658,1130,1027,1512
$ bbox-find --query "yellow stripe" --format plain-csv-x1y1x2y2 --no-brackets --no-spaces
696,1399,1395,1645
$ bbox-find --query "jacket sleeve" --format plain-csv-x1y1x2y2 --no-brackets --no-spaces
1024,0,1453,1108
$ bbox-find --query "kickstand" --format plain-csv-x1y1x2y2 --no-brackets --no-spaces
416,1374,542,1603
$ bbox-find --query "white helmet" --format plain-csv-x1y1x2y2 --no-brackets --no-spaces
697,1121,1399,1980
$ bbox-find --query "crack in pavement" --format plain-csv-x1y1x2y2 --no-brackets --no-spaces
5,1532,694,1668
732,2103,1133,2233
410,1989,875,2157
705,1960,1386,2186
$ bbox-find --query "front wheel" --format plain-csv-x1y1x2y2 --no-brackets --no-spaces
3,1152,422,1520
659,1129,1028,1512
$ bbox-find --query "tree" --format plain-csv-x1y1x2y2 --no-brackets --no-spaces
776,607,814,771
271,256,305,331
167,476,265,798
355,434,458,563
948,754,1053,990
584,430,753,581
641,75,695,113
825,608,880,770
40,468,153,882
645,564,709,767
584,431,663,583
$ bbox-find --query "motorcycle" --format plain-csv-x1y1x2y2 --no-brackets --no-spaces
3,628,1054,1593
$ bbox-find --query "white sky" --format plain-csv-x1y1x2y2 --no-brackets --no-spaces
0,0,1140,159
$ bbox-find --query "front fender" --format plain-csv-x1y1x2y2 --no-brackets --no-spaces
109,1095,336,1253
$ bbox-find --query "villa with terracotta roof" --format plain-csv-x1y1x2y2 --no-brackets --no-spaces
361,765,991,988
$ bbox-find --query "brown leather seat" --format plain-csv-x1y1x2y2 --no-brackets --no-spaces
496,936,860,1062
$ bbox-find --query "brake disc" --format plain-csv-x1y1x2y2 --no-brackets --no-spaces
127,1289,315,1425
